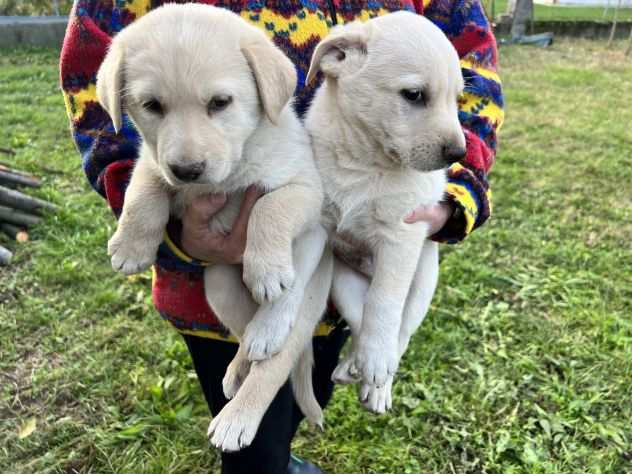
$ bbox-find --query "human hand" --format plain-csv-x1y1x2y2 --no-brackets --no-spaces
404,201,455,236
180,186,263,264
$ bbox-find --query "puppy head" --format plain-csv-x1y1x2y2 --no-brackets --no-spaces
306,11,466,172
96,4,296,186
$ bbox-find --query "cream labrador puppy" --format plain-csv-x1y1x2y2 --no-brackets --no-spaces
305,11,467,413
96,4,330,451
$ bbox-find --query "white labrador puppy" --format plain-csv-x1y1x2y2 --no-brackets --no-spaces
96,4,330,451
305,11,467,413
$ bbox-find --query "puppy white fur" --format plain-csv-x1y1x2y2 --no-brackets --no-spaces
96,4,328,451
305,11,466,413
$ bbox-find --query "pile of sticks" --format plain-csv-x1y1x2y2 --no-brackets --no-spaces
0,161,57,266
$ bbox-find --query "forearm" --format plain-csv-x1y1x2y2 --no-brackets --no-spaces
425,0,505,242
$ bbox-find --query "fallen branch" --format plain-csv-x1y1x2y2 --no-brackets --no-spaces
36,165,65,176
0,169,42,189
0,244,12,265
0,185,57,214
0,223,28,243
0,205,41,227
0,371,19,383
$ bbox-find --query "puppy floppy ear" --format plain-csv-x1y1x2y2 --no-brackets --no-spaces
240,32,296,125
306,21,372,85
96,41,125,133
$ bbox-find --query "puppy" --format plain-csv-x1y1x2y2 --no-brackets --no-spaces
305,11,466,413
96,4,330,451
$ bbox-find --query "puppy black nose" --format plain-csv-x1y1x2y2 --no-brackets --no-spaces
170,162,205,182
442,145,466,165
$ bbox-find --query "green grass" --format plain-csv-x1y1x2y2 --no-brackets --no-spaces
483,0,632,22
1,40,631,473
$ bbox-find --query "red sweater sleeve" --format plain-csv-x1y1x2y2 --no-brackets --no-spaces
60,1,135,215
424,0,504,242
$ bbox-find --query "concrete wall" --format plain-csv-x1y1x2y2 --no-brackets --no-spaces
1,15,631,49
496,19,632,38
536,0,632,5
0,16,68,49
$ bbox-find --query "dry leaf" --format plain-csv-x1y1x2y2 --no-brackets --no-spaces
18,418,36,439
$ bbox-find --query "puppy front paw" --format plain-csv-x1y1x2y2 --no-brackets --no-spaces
107,228,160,275
355,340,399,387
241,301,295,361
207,402,260,452
242,252,295,304
331,355,361,385
359,377,393,414
222,355,251,400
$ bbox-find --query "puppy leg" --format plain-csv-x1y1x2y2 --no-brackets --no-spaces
330,258,368,384
204,264,258,337
208,249,332,452
242,183,322,304
330,258,391,412
242,225,327,360
397,240,439,357
354,236,424,386
222,343,251,400
205,264,259,398
359,240,439,413
108,156,170,275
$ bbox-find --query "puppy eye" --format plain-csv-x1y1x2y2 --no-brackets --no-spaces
208,95,233,114
143,99,164,115
400,89,426,106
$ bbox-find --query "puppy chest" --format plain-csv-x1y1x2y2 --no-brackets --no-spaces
324,199,399,250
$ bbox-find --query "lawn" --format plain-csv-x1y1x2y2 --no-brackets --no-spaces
484,0,632,22
1,40,631,473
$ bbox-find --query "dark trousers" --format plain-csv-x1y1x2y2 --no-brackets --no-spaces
182,323,348,474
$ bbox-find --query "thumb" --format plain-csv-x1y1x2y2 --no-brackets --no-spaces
229,186,265,238
186,193,227,225
404,205,432,224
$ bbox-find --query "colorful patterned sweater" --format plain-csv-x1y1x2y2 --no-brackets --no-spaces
60,0,504,339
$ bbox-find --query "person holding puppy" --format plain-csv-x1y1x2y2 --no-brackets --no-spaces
61,0,504,472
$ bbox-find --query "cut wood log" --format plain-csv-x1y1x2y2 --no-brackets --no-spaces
0,223,28,243
0,169,42,189
0,164,36,177
0,244,12,265
0,205,41,227
0,185,57,214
